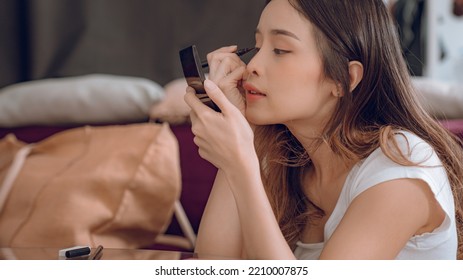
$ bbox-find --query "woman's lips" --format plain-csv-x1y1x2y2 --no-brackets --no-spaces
243,82,266,101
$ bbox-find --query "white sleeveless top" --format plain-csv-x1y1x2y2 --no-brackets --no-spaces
293,131,458,260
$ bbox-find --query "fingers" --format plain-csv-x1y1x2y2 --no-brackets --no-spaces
220,65,246,91
185,45,248,117
185,80,235,115
207,46,246,82
184,86,207,113
208,45,238,54
184,83,228,117
203,79,233,114
210,56,244,82
206,45,238,64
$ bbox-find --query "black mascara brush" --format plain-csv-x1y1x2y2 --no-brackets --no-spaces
201,47,256,68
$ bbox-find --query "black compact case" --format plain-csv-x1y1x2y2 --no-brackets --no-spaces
179,45,220,112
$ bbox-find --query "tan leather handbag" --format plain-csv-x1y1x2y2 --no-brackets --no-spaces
0,123,186,249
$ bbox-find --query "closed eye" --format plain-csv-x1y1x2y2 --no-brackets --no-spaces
252,47,290,55
273,49,290,55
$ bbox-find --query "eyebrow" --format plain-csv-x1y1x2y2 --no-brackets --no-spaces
255,28,301,41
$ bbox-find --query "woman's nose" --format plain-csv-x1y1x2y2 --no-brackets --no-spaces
245,50,260,77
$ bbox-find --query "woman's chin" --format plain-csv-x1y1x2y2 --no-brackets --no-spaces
245,112,272,126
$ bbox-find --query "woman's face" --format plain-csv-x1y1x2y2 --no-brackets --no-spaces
243,0,338,130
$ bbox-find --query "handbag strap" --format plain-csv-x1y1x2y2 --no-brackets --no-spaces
174,200,197,246
0,144,34,214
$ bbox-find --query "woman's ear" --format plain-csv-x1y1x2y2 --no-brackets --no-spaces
348,61,363,92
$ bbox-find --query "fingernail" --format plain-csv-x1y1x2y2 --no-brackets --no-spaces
204,79,217,90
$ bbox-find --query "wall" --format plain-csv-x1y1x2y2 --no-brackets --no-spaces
0,0,265,88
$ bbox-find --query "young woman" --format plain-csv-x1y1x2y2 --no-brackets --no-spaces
184,0,463,259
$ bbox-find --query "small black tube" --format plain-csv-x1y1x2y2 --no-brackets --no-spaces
65,247,91,258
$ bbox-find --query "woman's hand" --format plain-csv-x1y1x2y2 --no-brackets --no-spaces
206,45,247,115
185,77,295,261
184,80,257,173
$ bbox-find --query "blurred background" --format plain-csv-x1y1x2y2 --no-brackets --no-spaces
0,0,462,254
389,0,463,81
0,0,462,87
0,0,264,88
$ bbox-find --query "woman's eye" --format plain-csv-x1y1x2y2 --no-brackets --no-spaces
273,49,290,55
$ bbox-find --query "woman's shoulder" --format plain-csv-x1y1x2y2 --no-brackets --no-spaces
345,130,449,201
366,130,439,167
327,131,457,260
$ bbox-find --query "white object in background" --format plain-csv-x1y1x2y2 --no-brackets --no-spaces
453,47,463,81
426,0,463,82
425,0,439,78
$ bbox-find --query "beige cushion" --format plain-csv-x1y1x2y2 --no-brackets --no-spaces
413,77,463,119
0,74,164,127
149,78,191,124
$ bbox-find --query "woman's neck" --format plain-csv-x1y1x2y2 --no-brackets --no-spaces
287,124,355,192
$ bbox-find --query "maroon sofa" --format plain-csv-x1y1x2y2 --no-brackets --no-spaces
439,120,463,141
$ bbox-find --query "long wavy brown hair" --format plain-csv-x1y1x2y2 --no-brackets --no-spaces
255,0,463,259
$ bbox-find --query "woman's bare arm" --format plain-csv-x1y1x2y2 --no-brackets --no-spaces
320,178,445,259
222,156,296,259
194,170,244,258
